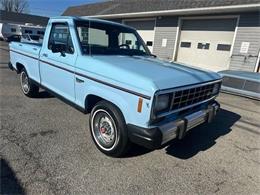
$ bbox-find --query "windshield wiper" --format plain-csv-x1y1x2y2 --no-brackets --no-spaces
149,54,157,58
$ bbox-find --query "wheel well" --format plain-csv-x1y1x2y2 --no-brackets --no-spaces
16,63,24,73
85,95,104,113
85,95,126,124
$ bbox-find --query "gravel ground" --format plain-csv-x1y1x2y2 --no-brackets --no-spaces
1,41,260,195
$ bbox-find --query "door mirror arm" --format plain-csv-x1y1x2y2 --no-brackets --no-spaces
60,50,66,57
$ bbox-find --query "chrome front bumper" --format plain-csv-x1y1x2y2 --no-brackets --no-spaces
160,102,220,144
127,102,220,149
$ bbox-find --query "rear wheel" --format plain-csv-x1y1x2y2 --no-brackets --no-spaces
20,68,39,97
89,100,130,157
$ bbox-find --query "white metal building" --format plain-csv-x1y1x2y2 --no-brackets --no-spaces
63,0,260,73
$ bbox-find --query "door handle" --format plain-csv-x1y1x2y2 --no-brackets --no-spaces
76,77,84,83
42,53,48,57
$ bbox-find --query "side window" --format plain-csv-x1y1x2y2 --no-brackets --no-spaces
48,23,74,54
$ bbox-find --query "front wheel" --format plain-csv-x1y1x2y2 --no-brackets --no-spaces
89,100,130,157
20,68,39,97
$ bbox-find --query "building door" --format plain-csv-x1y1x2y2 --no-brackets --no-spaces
176,18,237,72
124,20,155,53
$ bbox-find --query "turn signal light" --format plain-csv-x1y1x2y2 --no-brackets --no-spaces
137,98,143,113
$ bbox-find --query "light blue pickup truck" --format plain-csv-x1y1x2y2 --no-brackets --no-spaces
9,16,222,157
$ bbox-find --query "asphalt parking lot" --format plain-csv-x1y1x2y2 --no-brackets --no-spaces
0,41,260,195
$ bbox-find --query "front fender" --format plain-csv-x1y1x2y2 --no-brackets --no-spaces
83,84,152,128
85,85,133,123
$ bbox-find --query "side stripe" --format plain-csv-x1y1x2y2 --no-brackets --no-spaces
10,49,152,100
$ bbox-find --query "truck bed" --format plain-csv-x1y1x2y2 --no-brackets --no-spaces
9,41,42,83
9,41,42,58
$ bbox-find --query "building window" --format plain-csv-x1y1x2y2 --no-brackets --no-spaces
25,30,33,34
146,41,153,46
217,44,231,51
125,40,132,45
180,42,191,48
198,43,210,50
11,28,16,32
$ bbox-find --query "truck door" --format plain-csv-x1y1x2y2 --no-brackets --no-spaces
39,22,76,102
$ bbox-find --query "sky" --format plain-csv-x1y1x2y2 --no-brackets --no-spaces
28,0,105,17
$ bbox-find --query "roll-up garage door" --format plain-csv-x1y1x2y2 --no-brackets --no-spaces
176,18,237,72
124,20,155,52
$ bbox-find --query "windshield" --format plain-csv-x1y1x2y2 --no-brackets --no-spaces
75,20,151,56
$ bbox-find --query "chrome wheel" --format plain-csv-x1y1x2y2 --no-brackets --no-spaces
91,109,118,151
20,71,30,94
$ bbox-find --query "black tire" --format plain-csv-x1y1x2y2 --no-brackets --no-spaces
89,100,130,157
20,68,39,97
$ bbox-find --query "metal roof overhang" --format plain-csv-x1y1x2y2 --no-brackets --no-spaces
86,4,260,19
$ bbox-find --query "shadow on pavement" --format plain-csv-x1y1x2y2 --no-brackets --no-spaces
165,108,240,159
0,158,25,195
124,143,153,158
125,108,240,158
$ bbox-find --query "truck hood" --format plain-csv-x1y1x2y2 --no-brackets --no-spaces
89,55,221,90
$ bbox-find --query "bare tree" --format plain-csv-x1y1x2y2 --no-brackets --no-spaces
0,0,29,13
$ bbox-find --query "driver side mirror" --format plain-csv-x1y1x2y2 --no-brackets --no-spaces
51,44,66,56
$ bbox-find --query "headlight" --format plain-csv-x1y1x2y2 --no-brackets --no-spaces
212,83,220,95
154,94,170,112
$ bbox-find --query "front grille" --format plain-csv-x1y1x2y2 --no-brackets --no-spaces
156,81,220,117
170,84,215,110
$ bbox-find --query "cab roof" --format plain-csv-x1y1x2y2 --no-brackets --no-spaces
49,16,135,30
